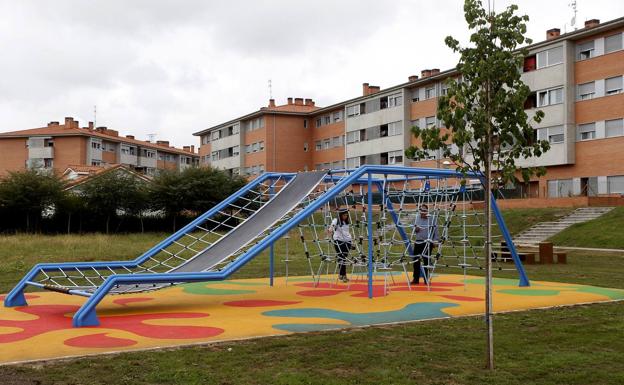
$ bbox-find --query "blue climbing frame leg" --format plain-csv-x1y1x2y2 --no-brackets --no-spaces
367,172,374,298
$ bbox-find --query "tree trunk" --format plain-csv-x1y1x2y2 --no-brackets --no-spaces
172,215,177,232
485,78,495,370
140,215,144,233
67,213,72,234
106,215,110,234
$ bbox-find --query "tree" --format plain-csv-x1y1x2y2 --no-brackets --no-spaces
406,0,549,369
80,170,148,234
0,170,66,232
149,167,247,231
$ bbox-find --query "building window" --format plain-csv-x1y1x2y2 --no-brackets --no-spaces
346,157,361,168
331,136,342,147
389,94,402,107
388,121,403,136
538,87,563,106
91,141,101,149
577,82,595,100
315,141,322,150
380,95,389,109
607,175,624,194
211,151,219,161
577,40,594,60
201,135,209,145
440,82,450,96
259,141,264,151
543,126,564,143
605,33,623,54
577,123,596,141
536,46,563,68
605,76,623,95
548,179,573,198
523,55,537,72
346,105,361,118
333,111,343,122
303,142,308,152
323,115,331,125
346,131,359,144
606,118,624,138
303,119,308,128
412,89,420,102
425,86,435,99
316,118,322,127
323,139,330,150
91,160,101,166
425,116,436,128
389,150,403,165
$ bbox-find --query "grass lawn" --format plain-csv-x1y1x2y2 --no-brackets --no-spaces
550,206,624,249
0,207,622,385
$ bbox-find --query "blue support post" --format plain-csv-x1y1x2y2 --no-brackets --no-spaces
367,172,374,299
490,192,530,287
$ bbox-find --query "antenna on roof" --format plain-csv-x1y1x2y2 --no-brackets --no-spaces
268,79,273,100
93,105,97,128
147,133,156,142
570,0,578,30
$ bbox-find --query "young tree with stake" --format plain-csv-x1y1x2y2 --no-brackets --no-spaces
406,0,550,369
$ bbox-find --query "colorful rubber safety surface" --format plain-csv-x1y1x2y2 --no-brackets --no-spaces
1,273,623,364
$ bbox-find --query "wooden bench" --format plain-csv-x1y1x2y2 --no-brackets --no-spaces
555,252,567,264
493,251,536,264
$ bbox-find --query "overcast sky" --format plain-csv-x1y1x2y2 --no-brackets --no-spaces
1,0,622,147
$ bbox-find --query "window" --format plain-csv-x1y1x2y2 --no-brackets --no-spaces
536,46,563,68
412,89,420,102
523,55,537,72
346,157,361,168
605,33,623,54
315,141,322,150
246,118,263,132
524,92,537,109
245,144,251,153
411,120,420,129
577,40,594,60
303,119,308,129
346,131,360,144
548,179,573,197
333,111,343,122
578,82,595,100
389,94,402,107
605,76,623,95
201,136,209,145
323,139,330,150
425,116,436,128
389,150,403,165
232,146,239,156
577,123,596,141
45,139,54,147
251,142,259,152
91,141,101,149
388,121,402,136
316,118,322,127
538,87,563,106
323,115,331,125
380,96,388,109
211,151,219,161
547,126,564,143
379,124,388,137
303,142,308,152
259,141,264,151
607,175,624,194
440,82,450,96
331,136,341,147
211,131,221,141
606,118,624,137
346,105,360,117
91,160,101,166
44,158,53,168
425,86,436,99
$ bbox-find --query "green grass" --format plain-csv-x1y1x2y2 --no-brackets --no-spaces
550,206,624,249
0,207,622,384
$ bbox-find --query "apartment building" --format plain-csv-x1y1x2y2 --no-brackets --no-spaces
0,117,199,176
196,16,624,198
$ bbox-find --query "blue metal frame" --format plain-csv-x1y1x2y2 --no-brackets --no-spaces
4,165,529,327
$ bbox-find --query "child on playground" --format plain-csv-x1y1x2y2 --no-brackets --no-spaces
413,204,438,285
328,207,353,283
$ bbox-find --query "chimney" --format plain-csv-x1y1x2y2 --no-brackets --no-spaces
287,97,293,105
183,145,191,152
369,85,380,94
362,83,370,96
546,28,561,40
190,145,195,153
156,140,170,147
126,135,135,139
584,19,600,29
88,121,94,130
421,69,432,78
408,75,419,82
304,98,315,106
294,97,304,105
64,117,73,126
430,68,440,75
268,98,276,108
103,129,118,137
48,121,59,127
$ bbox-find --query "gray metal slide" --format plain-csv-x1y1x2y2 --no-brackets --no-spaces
173,171,326,273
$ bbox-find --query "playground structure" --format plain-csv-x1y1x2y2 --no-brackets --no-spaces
3,165,529,327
